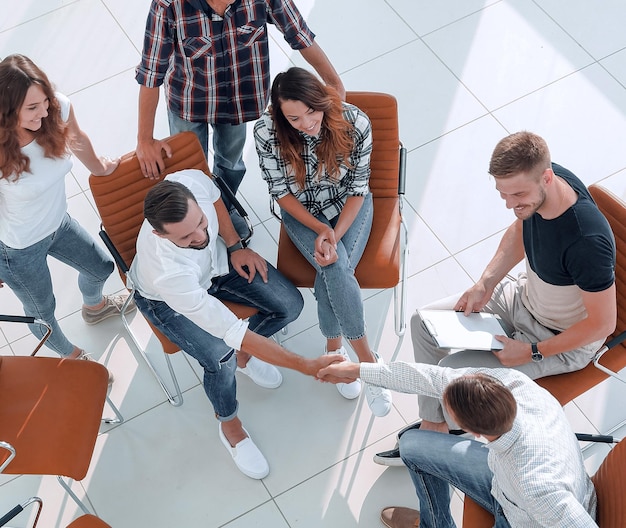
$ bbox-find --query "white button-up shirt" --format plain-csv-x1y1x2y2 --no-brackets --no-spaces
129,169,248,350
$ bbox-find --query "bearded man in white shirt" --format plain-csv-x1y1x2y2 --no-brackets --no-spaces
130,168,338,480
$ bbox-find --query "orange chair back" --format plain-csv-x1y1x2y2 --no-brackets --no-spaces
89,132,209,275
89,132,257,354
276,91,402,288
0,356,108,480
592,438,626,527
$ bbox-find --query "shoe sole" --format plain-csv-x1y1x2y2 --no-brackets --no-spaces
373,453,406,467
373,426,467,466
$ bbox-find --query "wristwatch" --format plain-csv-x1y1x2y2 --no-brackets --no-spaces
531,342,544,363
227,239,247,255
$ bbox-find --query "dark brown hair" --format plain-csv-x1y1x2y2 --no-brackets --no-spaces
443,373,517,436
144,180,197,233
489,131,550,180
0,54,68,181
269,67,354,188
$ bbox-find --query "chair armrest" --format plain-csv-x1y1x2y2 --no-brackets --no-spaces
0,441,16,473
99,229,129,274
0,496,42,528
398,144,406,196
593,338,626,385
0,318,51,356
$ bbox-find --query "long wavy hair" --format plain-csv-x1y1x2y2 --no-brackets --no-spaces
0,54,68,181
269,67,354,188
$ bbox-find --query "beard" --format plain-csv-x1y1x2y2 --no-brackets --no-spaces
178,227,210,250
513,187,547,220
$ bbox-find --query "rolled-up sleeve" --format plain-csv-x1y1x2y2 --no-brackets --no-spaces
135,2,174,87
267,0,315,50
154,271,249,350
254,116,292,200
343,109,372,196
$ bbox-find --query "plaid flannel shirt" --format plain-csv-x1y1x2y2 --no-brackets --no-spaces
254,103,373,220
136,0,315,124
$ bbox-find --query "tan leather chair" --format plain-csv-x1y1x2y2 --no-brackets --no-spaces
463,437,626,527
274,91,408,335
0,356,113,517
89,132,258,406
463,184,626,527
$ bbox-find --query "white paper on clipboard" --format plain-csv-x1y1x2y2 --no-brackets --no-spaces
418,309,506,350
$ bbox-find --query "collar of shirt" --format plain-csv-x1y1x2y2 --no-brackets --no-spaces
186,0,239,16
486,419,523,453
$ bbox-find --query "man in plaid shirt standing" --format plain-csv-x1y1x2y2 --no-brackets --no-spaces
135,0,344,219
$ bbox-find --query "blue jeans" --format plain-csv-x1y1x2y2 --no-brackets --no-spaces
0,214,114,356
281,193,373,340
167,111,246,211
133,263,303,420
400,429,511,528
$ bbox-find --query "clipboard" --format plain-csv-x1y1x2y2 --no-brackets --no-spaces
418,309,506,350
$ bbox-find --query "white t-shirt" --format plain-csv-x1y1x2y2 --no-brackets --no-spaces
0,92,72,249
129,169,248,351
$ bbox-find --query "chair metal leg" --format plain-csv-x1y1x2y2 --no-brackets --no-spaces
394,215,409,337
102,395,124,425
120,293,184,407
56,476,93,516
0,442,16,473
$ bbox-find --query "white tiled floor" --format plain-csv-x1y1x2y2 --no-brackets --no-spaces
1,1,626,527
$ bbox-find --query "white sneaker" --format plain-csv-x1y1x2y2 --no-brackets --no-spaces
218,424,269,479
365,352,392,417
327,346,362,399
237,356,283,389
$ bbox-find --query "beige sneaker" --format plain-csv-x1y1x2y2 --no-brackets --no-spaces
82,294,136,325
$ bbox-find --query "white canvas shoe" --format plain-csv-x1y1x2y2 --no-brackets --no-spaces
237,356,282,389
218,424,269,479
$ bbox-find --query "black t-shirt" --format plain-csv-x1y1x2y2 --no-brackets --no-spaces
523,163,615,292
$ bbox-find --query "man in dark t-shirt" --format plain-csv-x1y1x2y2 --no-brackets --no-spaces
377,132,617,460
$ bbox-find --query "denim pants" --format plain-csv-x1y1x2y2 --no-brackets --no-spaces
0,213,114,356
133,263,303,421
167,111,246,211
400,429,511,528
281,193,373,340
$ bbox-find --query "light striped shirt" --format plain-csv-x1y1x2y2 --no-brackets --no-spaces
360,362,597,527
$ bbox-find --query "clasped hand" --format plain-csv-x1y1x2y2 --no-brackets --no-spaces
314,227,338,267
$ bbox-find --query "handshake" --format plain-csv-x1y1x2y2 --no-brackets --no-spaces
314,354,362,384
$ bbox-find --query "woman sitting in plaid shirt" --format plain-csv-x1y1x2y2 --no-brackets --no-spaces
254,67,392,417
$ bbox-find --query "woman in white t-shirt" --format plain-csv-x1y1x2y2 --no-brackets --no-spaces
0,54,134,362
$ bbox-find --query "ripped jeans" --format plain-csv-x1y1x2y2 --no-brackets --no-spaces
134,263,303,420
